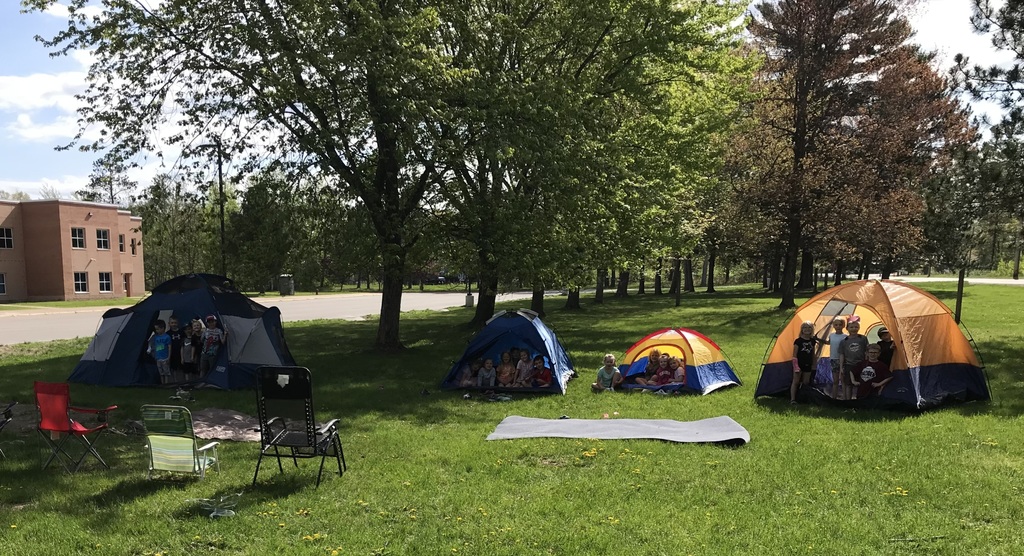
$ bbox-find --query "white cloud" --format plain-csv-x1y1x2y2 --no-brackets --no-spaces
0,176,87,200
0,71,85,113
5,113,83,142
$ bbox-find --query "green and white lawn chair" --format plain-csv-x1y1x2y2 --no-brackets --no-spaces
141,405,219,479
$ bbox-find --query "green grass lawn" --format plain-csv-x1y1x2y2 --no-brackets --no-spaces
1,284,1022,555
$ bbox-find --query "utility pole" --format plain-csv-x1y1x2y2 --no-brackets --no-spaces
216,138,225,277
197,138,227,277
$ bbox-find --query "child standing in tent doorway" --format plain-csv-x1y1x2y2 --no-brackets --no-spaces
181,319,202,380
839,318,868,401
149,320,173,385
876,327,896,367
199,314,228,378
496,352,517,387
791,321,820,404
828,318,847,399
592,353,622,392
167,317,185,383
478,358,497,388
849,343,893,399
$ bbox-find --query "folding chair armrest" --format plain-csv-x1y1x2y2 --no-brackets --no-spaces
317,419,340,435
197,441,220,453
70,405,118,414
70,405,118,422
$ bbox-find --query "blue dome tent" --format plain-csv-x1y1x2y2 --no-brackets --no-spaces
69,273,296,389
441,310,575,394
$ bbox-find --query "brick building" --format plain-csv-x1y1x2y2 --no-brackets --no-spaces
0,199,145,302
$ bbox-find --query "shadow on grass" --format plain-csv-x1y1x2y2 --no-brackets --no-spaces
174,476,311,520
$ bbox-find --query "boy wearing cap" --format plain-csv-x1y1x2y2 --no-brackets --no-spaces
199,314,228,377
876,327,896,366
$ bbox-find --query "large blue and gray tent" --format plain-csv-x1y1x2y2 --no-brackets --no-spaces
441,310,575,394
69,273,295,389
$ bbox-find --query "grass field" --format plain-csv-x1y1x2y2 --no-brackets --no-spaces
0,283,1022,555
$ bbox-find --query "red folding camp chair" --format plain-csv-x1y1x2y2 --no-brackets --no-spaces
34,382,118,472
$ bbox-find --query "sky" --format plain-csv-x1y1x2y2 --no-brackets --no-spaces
0,0,1018,200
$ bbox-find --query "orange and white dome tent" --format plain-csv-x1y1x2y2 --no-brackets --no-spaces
620,328,740,394
755,280,988,410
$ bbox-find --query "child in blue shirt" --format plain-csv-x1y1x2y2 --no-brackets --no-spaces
149,320,172,385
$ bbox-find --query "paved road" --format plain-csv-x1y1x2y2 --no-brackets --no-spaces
2,277,1019,346
0,291,533,346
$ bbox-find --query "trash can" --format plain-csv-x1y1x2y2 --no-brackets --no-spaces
279,274,295,296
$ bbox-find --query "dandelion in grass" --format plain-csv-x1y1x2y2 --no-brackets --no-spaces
982,437,998,446
402,481,412,486
296,508,312,516
606,516,620,525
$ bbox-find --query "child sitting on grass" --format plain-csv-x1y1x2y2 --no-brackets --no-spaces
477,358,497,388
592,354,621,392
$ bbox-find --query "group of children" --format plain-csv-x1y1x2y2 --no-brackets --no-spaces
590,349,686,393
148,314,228,385
457,348,554,389
790,316,895,403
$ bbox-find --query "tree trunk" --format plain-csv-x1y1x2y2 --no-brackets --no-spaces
668,263,679,295
699,258,708,288
881,257,893,280
706,249,717,293
797,248,814,288
595,269,606,303
859,251,872,280
673,256,682,307
637,264,646,295
834,260,843,286
375,249,406,351
762,258,769,289
530,283,546,317
954,267,966,324
1014,224,1022,279
724,261,731,285
471,265,499,327
654,257,663,295
683,257,695,292
609,269,616,288
564,287,581,310
615,269,630,298
778,217,800,309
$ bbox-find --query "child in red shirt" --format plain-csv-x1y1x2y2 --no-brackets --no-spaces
850,344,892,399
531,356,553,388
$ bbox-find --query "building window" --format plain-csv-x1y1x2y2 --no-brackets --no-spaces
98,272,112,293
119,234,125,253
0,228,12,249
130,237,137,256
71,227,86,249
74,272,88,293
0,273,5,295
96,229,110,250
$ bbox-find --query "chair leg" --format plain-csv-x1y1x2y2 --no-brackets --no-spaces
73,435,109,471
40,431,74,473
273,446,284,473
252,450,267,486
315,454,327,488
334,437,345,475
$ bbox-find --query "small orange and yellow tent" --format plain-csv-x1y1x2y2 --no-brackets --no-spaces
755,280,988,410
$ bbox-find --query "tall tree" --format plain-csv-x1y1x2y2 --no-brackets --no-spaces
26,0,452,351
748,0,914,308
77,159,136,206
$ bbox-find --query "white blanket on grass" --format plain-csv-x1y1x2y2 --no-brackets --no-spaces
486,415,750,445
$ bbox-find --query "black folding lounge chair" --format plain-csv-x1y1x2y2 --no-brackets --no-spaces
0,401,16,459
253,366,345,487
